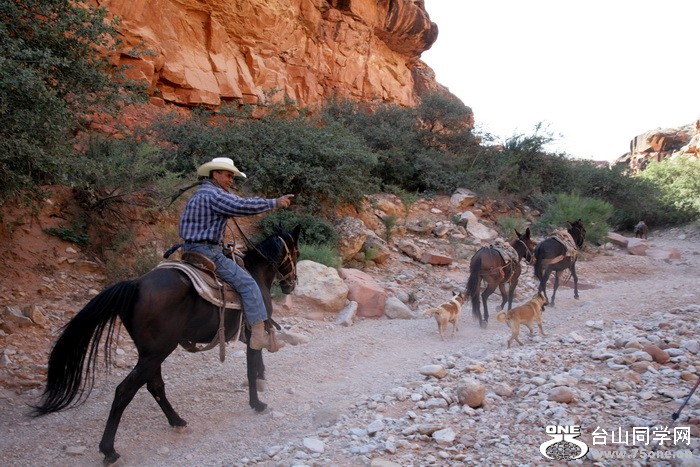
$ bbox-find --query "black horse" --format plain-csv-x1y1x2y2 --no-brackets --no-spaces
32,226,301,465
464,229,535,328
533,219,586,306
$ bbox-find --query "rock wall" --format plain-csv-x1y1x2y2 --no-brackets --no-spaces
614,117,700,172
98,0,440,108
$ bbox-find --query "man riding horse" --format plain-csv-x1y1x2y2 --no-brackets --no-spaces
180,157,294,351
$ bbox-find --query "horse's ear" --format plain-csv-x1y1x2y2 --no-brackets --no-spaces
514,229,521,238
292,224,302,242
525,227,531,238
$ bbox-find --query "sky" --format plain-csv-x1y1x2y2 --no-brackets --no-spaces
420,0,700,162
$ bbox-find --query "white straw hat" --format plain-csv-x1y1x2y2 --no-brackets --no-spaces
196,157,247,178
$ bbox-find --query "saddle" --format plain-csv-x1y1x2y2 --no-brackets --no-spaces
490,239,520,264
156,252,245,310
551,230,577,257
541,230,578,266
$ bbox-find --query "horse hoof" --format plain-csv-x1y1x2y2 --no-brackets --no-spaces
480,321,488,329
102,452,120,465
174,425,191,434
251,401,268,413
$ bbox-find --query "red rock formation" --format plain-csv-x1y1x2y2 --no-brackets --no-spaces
98,0,440,108
615,117,700,172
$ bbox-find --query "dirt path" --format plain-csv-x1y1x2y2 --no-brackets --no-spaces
1,227,699,466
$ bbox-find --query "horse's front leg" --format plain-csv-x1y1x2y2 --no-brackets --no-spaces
100,358,161,464
146,365,187,428
246,345,267,412
571,264,579,299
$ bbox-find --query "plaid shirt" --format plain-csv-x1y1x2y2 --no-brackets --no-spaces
179,180,276,243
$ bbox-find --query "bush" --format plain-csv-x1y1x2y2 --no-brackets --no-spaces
258,210,338,246
299,243,342,268
639,156,700,221
532,193,613,245
496,216,528,238
0,0,146,200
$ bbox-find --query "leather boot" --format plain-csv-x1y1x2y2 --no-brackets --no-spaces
250,322,269,350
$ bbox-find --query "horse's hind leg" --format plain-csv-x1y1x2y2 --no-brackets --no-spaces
99,357,163,464
539,266,554,306
551,271,563,306
497,283,508,311
147,365,186,428
571,264,579,299
480,282,497,328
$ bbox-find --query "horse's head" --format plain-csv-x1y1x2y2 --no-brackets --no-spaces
513,228,536,264
272,224,301,294
567,219,586,248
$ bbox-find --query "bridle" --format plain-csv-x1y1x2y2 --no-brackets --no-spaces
274,233,298,286
231,219,298,286
514,238,534,264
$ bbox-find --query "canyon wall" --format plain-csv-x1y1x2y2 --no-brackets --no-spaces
98,0,442,108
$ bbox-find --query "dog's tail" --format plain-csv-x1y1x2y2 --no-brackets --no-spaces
465,255,482,321
495,310,509,323
424,308,439,317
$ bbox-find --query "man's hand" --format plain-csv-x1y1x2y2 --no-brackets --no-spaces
275,194,294,208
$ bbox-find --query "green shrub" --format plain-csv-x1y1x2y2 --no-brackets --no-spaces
496,216,527,238
299,243,342,268
381,214,398,242
258,210,338,246
43,226,90,246
639,156,700,221
0,0,146,200
532,193,613,245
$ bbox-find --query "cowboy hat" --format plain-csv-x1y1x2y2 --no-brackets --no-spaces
196,157,247,178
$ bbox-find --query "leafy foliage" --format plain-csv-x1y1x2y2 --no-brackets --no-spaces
639,156,700,219
532,193,613,245
258,210,339,247
0,0,146,199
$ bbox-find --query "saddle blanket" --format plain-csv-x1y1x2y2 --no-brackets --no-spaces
490,239,519,264
155,261,243,310
551,229,577,257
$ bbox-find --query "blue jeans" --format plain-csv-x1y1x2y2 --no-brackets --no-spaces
182,243,267,325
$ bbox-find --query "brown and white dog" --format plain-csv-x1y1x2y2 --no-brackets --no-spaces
495,292,547,348
425,291,465,340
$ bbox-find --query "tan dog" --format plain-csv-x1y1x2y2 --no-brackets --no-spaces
496,292,547,348
425,291,465,340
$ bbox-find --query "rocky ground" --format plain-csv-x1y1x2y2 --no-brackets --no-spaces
1,207,700,466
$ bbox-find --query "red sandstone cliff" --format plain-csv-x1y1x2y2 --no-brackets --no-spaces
99,0,441,108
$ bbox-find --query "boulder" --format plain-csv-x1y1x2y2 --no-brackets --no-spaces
335,216,368,262
338,268,386,318
606,232,629,247
292,260,348,313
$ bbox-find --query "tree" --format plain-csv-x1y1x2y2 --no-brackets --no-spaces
0,0,144,198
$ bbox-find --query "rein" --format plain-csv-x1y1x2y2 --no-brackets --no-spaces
231,219,297,285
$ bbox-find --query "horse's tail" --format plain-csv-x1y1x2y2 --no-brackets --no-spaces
465,255,482,321
32,280,139,416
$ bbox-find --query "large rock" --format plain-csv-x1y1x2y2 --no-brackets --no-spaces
335,216,368,262
103,0,443,108
459,211,498,242
338,268,386,318
450,188,478,210
292,260,348,313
